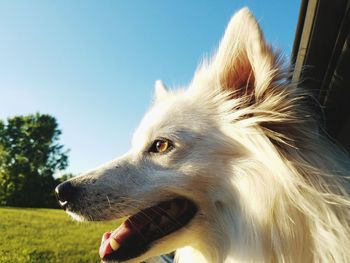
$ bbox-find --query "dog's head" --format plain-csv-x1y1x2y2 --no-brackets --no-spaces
56,8,307,262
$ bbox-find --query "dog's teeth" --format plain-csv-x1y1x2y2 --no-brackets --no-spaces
110,238,120,251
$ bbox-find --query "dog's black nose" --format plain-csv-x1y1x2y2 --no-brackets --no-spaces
55,181,76,208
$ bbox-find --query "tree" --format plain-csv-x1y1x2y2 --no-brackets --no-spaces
0,113,69,207
56,173,74,184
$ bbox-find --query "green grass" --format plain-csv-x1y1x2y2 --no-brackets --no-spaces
0,207,120,263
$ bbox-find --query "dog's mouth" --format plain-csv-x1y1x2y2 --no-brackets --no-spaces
99,198,197,262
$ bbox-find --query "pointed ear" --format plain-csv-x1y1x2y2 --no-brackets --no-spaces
154,80,168,100
211,8,279,100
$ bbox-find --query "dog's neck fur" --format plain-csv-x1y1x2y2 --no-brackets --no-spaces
174,132,350,263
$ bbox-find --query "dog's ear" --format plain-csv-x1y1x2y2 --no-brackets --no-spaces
154,80,168,100
209,8,279,100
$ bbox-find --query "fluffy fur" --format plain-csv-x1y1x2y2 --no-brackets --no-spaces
65,8,350,262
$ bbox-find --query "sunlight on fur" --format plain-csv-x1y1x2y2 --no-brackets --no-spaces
58,7,350,263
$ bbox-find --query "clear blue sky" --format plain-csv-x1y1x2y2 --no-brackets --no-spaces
0,1,301,176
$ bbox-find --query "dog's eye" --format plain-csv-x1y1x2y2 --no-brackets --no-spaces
148,139,173,154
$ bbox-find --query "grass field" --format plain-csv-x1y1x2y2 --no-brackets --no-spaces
0,207,119,263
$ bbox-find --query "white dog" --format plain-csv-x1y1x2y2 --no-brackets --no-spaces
56,8,350,263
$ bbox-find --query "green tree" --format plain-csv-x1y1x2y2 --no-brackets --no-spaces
57,173,75,184
0,113,69,207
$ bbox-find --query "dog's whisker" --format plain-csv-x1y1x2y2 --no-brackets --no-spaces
106,195,112,209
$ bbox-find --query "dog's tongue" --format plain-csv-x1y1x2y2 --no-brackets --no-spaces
99,203,173,259
99,222,132,259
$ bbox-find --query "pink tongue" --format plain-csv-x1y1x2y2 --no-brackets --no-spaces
99,222,132,259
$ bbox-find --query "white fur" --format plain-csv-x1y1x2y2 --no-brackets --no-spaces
67,8,350,263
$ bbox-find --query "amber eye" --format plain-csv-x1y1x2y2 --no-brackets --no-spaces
148,139,173,154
